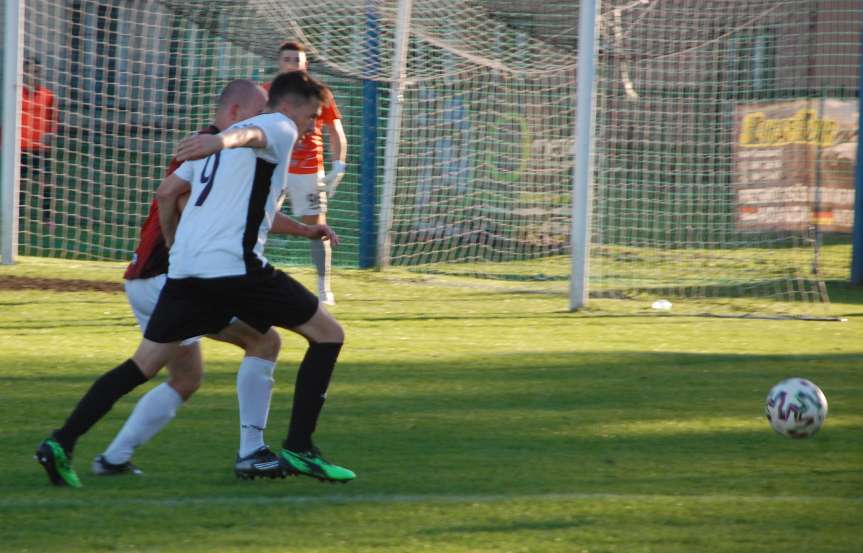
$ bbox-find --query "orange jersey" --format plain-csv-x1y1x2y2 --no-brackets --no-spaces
262,81,341,175
20,86,56,151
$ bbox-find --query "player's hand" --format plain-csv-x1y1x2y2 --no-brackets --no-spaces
175,134,224,161
306,223,340,246
321,160,346,198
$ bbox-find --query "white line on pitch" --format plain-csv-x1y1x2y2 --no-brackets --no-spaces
2,492,861,509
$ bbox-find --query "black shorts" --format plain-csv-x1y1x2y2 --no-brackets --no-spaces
143,267,319,344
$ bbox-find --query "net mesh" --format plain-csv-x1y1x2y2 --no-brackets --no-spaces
9,0,862,315
590,0,859,313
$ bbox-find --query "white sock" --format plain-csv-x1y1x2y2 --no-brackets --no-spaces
102,382,183,464
237,356,276,457
310,239,332,295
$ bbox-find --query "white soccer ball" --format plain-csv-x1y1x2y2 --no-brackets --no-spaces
765,378,828,438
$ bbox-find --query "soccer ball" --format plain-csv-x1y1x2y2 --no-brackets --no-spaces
765,378,828,438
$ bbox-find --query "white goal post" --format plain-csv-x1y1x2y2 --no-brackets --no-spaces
1,0,24,265
570,0,600,310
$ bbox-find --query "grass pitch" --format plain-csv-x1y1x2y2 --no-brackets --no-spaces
0,257,861,552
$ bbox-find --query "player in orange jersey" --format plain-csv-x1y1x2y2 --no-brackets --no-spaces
265,41,347,305
20,56,57,227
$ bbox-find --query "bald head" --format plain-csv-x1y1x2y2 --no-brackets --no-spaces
214,79,268,129
218,79,260,108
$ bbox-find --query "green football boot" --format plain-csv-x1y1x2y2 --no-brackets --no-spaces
279,446,356,483
35,438,82,488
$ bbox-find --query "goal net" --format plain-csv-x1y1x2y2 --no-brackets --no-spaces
588,0,860,315
7,0,862,315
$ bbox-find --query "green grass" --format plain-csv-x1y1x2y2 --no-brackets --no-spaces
1,257,862,552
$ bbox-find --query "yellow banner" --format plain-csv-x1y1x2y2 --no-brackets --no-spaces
733,99,858,233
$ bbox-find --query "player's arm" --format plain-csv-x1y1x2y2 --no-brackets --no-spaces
176,191,190,212
321,119,347,196
155,173,192,247
271,213,340,245
174,126,268,161
326,119,347,165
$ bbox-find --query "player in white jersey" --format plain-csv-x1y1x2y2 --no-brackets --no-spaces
36,72,355,487
92,80,340,481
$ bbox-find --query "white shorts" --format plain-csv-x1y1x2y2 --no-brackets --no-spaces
125,275,201,346
287,171,327,217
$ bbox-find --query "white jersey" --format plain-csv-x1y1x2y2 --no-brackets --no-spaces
168,112,298,278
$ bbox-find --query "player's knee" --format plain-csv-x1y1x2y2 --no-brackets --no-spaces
245,328,281,361
167,370,202,400
166,346,203,400
320,318,344,344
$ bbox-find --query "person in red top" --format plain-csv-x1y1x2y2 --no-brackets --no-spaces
20,56,57,226
91,80,340,480
264,42,347,305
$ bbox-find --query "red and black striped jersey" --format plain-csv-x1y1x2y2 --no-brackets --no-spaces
123,125,219,280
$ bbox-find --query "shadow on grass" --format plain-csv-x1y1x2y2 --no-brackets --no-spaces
417,519,592,535
6,352,861,462
825,280,863,305
3,347,860,510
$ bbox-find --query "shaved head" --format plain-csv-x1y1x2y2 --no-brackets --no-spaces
214,79,268,129
218,79,263,109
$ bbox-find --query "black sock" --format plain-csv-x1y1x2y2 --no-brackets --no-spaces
52,359,148,455
284,342,342,452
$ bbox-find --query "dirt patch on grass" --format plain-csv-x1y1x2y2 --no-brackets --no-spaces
0,275,123,293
